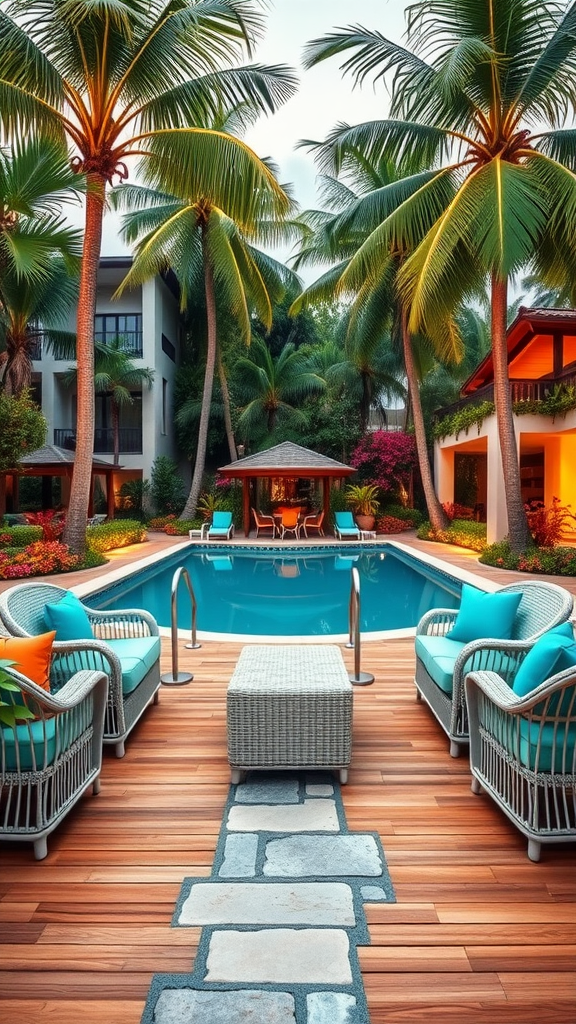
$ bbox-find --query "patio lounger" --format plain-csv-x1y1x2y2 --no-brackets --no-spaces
334,511,360,539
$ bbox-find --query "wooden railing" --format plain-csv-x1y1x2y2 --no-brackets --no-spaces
436,369,576,420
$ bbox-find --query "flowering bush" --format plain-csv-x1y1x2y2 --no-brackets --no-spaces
23,510,65,540
525,497,575,547
480,540,576,576
350,432,416,494
442,502,474,521
0,540,79,579
376,515,409,534
164,519,199,535
417,519,487,552
148,514,176,530
86,520,146,553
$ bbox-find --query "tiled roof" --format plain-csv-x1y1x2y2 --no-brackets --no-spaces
219,441,353,473
20,444,115,468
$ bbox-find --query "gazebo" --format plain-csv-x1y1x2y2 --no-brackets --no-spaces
218,441,356,537
4,444,117,519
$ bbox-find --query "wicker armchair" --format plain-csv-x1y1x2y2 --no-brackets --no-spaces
465,667,576,861
0,583,161,758
415,581,574,757
1,664,108,859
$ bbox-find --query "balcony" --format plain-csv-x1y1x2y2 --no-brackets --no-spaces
436,368,576,421
54,427,143,454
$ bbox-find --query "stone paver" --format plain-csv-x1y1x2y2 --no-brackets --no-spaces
361,885,388,902
218,834,258,878
204,928,353,984
264,834,383,877
179,882,355,926
153,988,296,1023
307,992,358,1024
305,783,334,797
235,779,299,804
227,800,339,833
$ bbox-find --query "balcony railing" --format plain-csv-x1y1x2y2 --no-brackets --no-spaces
436,369,576,420
54,428,143,454
95,332,143,358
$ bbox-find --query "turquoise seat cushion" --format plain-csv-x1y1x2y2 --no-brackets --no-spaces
415,635,466,694
44,592,94,641
337,528,360,536
1,712,86,771
56,636,160,697
107,636,161,695
497,716,576,773
512,623,575,697
447,584,522,643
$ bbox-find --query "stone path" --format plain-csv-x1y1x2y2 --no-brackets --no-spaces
141,772,395,1024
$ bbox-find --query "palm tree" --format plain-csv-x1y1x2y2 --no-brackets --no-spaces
0,0,296,553
111,131,297,519
235,337,325,438
64,337,154,466
0,137,81,393
291,154,451,530
304,0,576,551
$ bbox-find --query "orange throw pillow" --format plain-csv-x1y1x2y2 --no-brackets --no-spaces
0,632,56,692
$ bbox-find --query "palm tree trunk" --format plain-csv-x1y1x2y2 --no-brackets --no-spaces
402,310,449,532
491,275,531,553
63,173,105,556
180,240,217,519
218,351,237,462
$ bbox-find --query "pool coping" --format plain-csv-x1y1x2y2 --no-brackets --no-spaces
70,538,497,644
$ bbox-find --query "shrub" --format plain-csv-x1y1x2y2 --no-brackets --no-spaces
150,455,185,516
116,478,150,519
0,525,43,548
376,515,408,534
86,519,146,553
442,502,474,521
164,518,200,535
480,540,576,576
525,497,575,547
350,431,416,493
148,514,176,530
0,540,79,579
417,519,487,552
382,504,424,528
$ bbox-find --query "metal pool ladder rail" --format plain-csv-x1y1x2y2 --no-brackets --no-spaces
160,566,202,686
345,566,374,686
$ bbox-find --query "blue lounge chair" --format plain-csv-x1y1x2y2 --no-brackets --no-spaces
334,511,360,540
205,510,234,540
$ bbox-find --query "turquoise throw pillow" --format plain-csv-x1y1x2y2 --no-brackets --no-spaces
447,584,522,643
513,624,576,698
44,592,94,641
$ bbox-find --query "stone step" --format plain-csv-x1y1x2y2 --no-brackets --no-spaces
178,881,355,927
204,928,353,985
227,799,339,833
264,833,383,877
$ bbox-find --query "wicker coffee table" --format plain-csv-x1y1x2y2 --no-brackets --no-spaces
227,645,353,783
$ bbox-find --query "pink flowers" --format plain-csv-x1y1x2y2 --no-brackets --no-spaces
350,432,416,493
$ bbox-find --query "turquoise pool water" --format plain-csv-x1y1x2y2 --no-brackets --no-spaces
90,545,460,637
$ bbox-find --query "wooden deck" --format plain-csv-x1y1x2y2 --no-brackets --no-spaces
1,536,575,1022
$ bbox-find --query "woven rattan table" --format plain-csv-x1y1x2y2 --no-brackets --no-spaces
226,645,353,783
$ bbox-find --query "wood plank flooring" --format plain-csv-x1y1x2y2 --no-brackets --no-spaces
1,635,575,1024
1,534,576,1023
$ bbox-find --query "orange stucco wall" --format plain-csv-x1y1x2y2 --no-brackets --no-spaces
543,434,576,541
509,335,553,378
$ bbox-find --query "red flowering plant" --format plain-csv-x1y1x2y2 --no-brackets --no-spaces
376,515,408,534
350,432,416,493
525,497,575,547
442,502,474,521
23,510,66,541
0,541,79,579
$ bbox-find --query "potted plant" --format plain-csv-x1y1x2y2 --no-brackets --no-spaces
345,483,380,531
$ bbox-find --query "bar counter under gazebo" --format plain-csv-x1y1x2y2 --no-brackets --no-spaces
218,441,356,537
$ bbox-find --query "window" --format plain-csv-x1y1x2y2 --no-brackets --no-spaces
94,314,143,356
162,333,176,361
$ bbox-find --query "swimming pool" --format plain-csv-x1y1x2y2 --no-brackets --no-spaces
89,544,461,638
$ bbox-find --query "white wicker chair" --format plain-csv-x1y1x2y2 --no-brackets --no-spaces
0,582,161,758
415,580,574,756
465,666,576,861
0,664,108,859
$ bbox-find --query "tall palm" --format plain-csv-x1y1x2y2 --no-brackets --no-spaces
235,337,325,438
305,0,576,551
64,337,154,465
111,131,296,518
291,154,452,530
0,0,296,553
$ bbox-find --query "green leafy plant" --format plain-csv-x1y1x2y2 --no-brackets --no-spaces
433,401,495,441
417,519,487,553
344,483,380,517
0,660,34,728
150,456,185,516
0,525,42,547
480,540,576,576
164,519,201,535
86,520,146,554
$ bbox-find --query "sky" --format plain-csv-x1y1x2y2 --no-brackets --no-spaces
100,0,410,259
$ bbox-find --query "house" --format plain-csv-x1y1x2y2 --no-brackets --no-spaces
30,257,185,511
434,307,576,543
